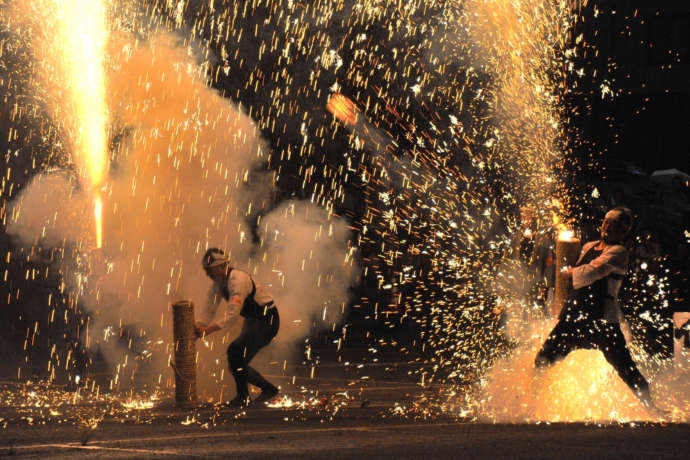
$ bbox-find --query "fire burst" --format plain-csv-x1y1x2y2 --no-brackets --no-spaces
2,0,686,426
52,0,109,248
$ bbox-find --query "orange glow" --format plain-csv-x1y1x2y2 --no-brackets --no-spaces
532,350,649,422
558,230,574,241
327,94,358,125
480,331,655,423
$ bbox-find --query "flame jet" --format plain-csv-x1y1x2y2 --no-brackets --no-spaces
52,0,109,248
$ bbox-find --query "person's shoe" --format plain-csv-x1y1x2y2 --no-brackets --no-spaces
250,386,279,406
227,395,250,408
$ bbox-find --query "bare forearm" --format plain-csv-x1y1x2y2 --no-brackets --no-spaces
205,323,221,335
195,322,221,338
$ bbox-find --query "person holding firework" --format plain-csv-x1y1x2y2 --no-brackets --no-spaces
195,248,280,407
534,208,663,414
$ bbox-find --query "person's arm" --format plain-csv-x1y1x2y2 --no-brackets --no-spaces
195,287,221,338
194,321,221,338
569,246,628,289
198,271,250,337
226,270,250,309
561,242,595,284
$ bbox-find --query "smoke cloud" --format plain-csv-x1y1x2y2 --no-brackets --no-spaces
7,26,356,399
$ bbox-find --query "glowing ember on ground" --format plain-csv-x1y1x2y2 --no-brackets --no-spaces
121,393,158,410
265,395,322,409
265,395,296,408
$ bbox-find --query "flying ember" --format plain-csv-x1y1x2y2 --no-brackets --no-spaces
327,93,359,126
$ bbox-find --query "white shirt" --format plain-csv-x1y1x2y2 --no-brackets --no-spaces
201,269,274,329
571,241,628,322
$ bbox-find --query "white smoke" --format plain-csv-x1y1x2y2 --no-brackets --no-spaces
7,30,357,398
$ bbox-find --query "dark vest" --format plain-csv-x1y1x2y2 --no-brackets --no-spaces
560,242,624,321
219,268,269,319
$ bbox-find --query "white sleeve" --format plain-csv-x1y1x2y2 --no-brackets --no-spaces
214,302,241,330
572,246,628,290
201,283,239,329
227,270,253,303
200,284,222,325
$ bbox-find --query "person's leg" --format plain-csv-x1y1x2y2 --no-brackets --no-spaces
535,320,578,367
247,309,280,403
596,322,651,401
595,323,668,416
227,319,263,404
247,367,278,393
531,319,584,414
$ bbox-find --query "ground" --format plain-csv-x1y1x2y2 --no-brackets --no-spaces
1,361,688,459
2,414,689,459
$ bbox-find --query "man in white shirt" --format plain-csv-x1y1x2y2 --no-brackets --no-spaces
534,208,662,413
195,248,280,407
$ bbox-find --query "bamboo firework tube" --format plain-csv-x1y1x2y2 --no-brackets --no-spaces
172,300,197,409
552,232,581,318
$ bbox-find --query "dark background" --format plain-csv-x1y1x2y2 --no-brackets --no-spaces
570,0,689,173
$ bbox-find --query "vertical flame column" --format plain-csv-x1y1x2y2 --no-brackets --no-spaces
552,235,581,318
52,0,109,248
172,300,197,408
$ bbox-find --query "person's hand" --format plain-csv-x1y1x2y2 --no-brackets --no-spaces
194,322,207,339
194,322,220,339
561,266,574,277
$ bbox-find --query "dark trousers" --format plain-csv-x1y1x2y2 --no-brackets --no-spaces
227,309,279,399
535,318,649,394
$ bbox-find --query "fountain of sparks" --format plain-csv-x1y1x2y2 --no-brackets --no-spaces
51,0,109,249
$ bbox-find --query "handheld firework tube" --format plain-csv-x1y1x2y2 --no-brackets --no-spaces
172,300,197,409
552,234,581,318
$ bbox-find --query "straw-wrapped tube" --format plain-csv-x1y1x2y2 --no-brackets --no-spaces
552,236,581,318
172,300,197,409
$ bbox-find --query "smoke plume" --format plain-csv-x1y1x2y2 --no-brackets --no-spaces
7,26,356,398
